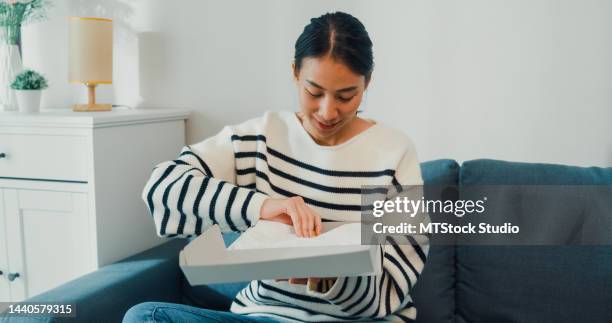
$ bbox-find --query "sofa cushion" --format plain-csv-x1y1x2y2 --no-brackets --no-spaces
460,159,612,185
422,158,461,185
456,159,612,323
412,159,459,323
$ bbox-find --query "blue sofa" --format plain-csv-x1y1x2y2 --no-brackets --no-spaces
7,159,612,323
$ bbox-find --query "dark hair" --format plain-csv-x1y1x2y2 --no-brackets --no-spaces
294,12,374,81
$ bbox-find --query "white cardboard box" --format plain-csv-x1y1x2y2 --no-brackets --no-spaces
180,222,381,285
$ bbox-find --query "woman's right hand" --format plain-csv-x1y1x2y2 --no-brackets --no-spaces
259,196,322,237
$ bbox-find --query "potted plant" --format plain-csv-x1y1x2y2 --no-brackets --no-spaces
10,68,47,112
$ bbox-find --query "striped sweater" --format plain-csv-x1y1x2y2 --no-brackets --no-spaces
142,111,429,322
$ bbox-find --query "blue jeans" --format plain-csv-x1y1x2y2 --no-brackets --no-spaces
123,302,283,323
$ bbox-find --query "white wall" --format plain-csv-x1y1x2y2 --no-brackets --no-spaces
22,0,612,167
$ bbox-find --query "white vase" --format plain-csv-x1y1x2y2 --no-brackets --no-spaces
0,44,23,112
15,90,42,113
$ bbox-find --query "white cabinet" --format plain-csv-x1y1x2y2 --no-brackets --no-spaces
0,190,10,301
0,108,189,302
3,189,91,301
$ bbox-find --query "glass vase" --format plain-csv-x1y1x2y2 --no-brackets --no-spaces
0,24,23,112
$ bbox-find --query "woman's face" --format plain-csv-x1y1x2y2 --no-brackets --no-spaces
293,56,369,145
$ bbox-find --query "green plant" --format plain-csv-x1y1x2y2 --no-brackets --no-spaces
0,0,51,25
10,69,48,90
1,0,51,45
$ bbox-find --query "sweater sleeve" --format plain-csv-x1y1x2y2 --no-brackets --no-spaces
306,141,430,319
142,125,269,237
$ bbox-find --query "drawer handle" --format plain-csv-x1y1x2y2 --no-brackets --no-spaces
8,272,20,282
0,153,5,159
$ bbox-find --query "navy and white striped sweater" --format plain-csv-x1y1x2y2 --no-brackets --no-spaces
142,111,429,322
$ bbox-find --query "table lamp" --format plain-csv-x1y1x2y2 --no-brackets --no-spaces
69,17,113,112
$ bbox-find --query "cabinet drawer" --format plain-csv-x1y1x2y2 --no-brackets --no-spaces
0,134,89,182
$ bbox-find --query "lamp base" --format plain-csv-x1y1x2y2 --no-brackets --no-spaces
73,104,112,112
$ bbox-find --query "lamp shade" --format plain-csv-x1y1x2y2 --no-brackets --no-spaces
69,17,113,84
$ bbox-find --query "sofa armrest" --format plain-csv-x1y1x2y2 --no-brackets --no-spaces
2,238,189,323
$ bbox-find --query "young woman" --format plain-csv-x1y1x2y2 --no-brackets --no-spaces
124,11,428,323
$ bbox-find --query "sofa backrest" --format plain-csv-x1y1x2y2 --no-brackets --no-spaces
455,159,612,323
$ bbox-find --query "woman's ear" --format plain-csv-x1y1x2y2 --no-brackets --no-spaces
292,62,299,81
364,73,372,90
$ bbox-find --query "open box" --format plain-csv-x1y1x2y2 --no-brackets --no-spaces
179,222,381,285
